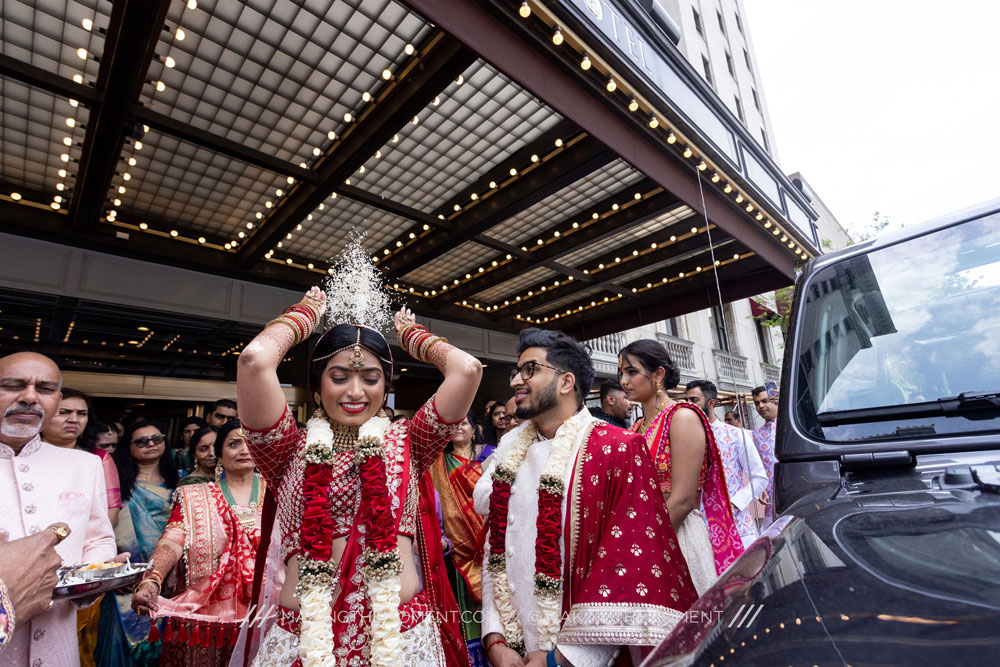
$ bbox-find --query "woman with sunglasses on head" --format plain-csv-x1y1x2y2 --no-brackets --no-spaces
98,421,179,666
617,339,743,595
234,269,481,666
130,420,265,666
175,426,219,488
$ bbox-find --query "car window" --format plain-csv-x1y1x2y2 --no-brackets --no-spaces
794,211,1000,441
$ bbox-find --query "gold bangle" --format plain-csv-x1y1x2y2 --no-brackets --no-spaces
292,309,316,335
289,301,320,321
266,317,301,344
417,334,437,361
397,323,421,346
135,578,160,595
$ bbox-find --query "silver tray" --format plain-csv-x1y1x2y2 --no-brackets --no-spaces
53,562,152,600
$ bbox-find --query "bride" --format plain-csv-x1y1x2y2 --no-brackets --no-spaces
236,250,481,666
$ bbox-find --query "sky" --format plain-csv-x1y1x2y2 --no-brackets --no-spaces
742,1,1000,238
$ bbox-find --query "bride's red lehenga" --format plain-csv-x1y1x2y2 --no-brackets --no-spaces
242,396,471,666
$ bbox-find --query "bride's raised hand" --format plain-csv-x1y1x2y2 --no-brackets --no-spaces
301,285,327,319
394,306,416,334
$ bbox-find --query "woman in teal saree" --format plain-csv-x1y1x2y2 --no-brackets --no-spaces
98,421,179,666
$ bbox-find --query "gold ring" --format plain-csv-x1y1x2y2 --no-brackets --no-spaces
52,525,70,543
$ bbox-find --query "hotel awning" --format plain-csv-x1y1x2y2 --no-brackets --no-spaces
0,0,818,376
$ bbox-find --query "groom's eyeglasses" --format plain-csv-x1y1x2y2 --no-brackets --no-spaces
509,360,567,383
131,434,166,448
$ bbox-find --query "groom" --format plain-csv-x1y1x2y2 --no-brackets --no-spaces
475,329,697,667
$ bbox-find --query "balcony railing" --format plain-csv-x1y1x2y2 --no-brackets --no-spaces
586,332,627,376
713,350,750,382
761,362,781,386
587,332,626,357
656,333,697,373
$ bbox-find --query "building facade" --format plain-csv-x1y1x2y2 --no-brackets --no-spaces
585,0,846,429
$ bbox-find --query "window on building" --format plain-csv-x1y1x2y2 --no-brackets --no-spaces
717,10,726,35
755,318,773,363
734,95,745,123
702,55,714,87
744,48,752,70
725,51,735,77
710,304,740,353
734,11,744,34
664,317,680,338
693,8,704,36
752,87,761,111
761,126,770,152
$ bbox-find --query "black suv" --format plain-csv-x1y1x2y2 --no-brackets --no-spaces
644,199,1000,665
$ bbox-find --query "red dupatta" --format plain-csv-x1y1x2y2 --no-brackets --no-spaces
559,422,698,649
153,483,260,655
633,403,744,575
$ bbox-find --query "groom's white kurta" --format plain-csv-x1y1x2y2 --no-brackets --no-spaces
474,414,618,667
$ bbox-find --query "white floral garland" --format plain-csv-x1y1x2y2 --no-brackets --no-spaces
490,410,587,652
299,412,399,667
358,417,402,667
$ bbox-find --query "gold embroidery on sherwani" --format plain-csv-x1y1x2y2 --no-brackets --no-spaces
557,602,685,645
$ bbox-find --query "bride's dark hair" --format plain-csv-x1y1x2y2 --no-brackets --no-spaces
308,324,394,404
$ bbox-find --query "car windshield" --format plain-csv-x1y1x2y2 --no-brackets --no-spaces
794,210,1000,441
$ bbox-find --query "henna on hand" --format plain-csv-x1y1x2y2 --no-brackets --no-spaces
425,340,457,375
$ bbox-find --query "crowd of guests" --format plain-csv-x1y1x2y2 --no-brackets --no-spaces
0,307,781,666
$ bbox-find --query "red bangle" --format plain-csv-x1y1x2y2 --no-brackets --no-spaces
485,636,507,653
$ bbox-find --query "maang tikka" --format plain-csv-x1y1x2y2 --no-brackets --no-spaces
348,327,366,371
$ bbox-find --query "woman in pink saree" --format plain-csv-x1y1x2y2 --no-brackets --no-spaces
131,420,265,667
618,339,744,595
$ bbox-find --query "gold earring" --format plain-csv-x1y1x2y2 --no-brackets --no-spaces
215,463,224,481
656,385,664,398
313,392,321,404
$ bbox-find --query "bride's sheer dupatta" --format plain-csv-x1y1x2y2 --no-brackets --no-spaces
230,491,285,667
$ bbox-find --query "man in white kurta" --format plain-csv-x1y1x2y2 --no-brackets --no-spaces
475,414,618,667
473,330,698,667
0,352,116,667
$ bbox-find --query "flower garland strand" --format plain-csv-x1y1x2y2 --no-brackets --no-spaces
298,409,398,667
487,411,586,654
298,412,336,667
356,417,403,667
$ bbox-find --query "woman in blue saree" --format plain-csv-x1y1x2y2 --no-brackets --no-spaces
98,420,179,666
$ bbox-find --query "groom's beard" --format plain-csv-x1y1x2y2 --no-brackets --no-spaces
515,375,560,421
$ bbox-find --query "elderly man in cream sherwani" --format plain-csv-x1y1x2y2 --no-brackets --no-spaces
0,352,117,667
